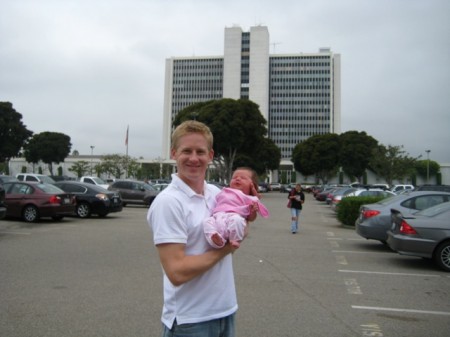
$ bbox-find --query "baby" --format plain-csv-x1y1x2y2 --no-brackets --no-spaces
204,167,269,248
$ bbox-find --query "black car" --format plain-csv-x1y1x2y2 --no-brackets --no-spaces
0,184,6,220
108,179,159,207
54,181,122,218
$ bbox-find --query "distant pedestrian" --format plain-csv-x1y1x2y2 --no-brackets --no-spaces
287,184,305,233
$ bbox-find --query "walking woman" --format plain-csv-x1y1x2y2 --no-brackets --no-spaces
288,184,305,233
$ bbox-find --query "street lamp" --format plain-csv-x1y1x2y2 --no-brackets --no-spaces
425,149,431,184
90,145,95,175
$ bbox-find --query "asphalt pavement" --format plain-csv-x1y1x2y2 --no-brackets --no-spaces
1,192,449,337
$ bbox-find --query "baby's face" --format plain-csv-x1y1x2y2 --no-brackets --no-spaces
230,169,254,195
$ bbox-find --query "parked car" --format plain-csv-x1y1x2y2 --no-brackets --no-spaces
16,173,55,184
328,187,361,210
344,189,396,198
258,182,269,193
0,184,6,220
327,186,357,207
0,175,18,184
2,181,75,222
315,187,337,201
369,184,390,191
152,183,169,192
355,191,450,244
269,182,282,191
390,184,414,194
388,201,450,272
108,179,159,207
415,184,450,193
79,176,110,189
55,181,122,218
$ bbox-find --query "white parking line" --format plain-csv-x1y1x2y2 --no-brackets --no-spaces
339,269,441,278
352,305,450,316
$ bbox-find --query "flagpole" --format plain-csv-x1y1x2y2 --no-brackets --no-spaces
125,125,129,177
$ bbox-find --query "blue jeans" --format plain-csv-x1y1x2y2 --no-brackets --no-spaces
290,208,302,233
162,314,235,337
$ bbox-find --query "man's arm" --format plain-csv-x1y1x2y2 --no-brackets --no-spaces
156,242,235,286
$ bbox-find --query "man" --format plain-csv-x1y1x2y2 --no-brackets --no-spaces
147,120,243,337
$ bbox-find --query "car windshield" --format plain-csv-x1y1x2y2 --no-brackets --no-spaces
35,183,65,193
143,183,157,191
92,177,107,184
40,176,56,184
415,201,450,217
376,193,406,205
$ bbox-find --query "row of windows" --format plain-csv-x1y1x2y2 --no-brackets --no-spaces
271,62,330,69
173,59,223,65
270,84,331,89
270,92,330,98
173,71,223,77
271,77,331,83
270,98,331,104
271,69,331,75
271,56,331,62
172,93,222,99
269,111,330,118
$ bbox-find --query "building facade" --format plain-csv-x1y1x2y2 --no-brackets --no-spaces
162,25,341,164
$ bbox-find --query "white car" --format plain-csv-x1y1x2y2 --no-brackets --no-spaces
16,173,55,184
390,184,415,194
79,176,109,189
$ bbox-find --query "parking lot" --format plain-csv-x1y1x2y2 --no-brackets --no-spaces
1,192,449,336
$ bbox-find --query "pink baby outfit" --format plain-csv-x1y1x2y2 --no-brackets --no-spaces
203,187,269,248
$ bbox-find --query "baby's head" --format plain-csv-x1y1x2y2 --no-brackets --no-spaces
230,167,259,195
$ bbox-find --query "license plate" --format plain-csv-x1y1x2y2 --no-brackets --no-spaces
64,198,70,204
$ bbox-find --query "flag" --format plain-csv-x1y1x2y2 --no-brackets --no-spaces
125,125,129,146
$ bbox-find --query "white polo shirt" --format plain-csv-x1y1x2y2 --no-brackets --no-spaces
147,174,238,329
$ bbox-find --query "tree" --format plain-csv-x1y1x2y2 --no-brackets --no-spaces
339,131,378,181
174,98,279,182
68,160,91,178
292,133,341,184
370,145,417,186
98,154,139,179
0,102,33,163
414,160,440,180
23,132,72,175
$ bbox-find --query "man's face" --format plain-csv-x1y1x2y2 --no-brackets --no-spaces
171,133,213,187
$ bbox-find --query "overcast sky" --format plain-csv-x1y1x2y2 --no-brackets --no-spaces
1,0,449,163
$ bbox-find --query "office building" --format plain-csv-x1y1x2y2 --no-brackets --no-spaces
162,25,341,165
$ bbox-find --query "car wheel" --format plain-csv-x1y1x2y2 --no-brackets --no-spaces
434,241,450,272
76,202,91,218
22,205,39,222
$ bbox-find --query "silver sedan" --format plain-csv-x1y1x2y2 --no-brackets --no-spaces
387,201,450,272
355,191,450,243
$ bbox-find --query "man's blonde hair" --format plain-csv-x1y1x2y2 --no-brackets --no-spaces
171,120,213,151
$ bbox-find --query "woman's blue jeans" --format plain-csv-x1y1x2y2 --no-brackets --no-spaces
162,314,235,337
290,208,302,233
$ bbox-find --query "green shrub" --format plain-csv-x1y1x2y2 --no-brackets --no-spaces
337,196,385,227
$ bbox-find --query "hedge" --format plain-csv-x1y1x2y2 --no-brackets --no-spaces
336,196,386,227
